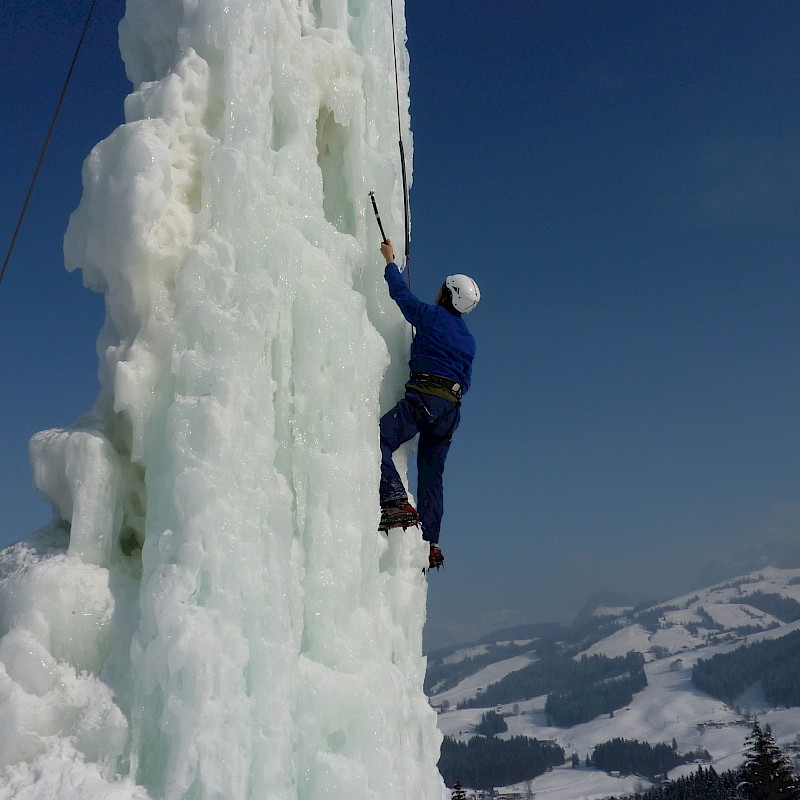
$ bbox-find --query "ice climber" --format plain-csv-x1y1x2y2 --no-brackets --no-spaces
377,237,480,571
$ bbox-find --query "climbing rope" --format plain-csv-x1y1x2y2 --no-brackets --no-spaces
389,0,411,290
0,0,99,289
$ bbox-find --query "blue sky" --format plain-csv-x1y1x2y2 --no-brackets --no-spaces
2,1,800,648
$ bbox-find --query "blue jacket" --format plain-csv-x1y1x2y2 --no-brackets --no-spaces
384,263,476,393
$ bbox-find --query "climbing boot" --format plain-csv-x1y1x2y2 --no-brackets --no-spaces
428,544,444,571
379,499,419,532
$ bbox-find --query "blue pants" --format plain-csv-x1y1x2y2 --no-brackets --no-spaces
379,389,460,544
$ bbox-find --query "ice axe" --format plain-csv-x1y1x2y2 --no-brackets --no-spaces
369,191,414,333
368,191,388,244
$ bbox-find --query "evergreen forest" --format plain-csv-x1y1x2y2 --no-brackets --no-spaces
545,669,647,726
423,642,532,695
591,737,710,781
458,651,647,726
737,591,800,624
617,722,800,799
438,735,565,790
693,629,800,707
474,710,508,737
620,765,740,799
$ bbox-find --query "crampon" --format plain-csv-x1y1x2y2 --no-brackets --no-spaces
378,500,419,533
426,544,444,572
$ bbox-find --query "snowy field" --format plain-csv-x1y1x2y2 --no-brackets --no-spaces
432,653,538,709
432,567,800,798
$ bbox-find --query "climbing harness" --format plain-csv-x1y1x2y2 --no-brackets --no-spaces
406,373,463,403
368,0,411,289
1,0,99,289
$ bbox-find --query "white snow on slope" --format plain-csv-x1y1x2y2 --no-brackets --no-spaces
433,567,800,798
434,653,539,710
581,624,652,660
443,645,491,665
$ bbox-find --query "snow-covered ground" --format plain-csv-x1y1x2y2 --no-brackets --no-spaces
433,653,539,709
591,607,634,619
701,602,778,630
443,645,491,665
431,567,800,798
581,624,652,660
498,765,645,800
437,657,747,758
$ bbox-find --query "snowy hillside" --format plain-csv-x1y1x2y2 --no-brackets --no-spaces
430,567,800,798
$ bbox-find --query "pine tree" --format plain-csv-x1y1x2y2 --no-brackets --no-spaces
739,719,800,800
451,779,467,800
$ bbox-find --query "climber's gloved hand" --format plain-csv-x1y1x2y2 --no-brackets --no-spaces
380,238,395,265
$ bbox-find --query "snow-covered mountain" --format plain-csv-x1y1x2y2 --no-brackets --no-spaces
429,566,800,799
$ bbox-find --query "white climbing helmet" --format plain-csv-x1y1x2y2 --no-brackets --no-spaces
444,274,480,314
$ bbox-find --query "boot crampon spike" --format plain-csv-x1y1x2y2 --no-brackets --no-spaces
427,544,444,572
379,500,419,533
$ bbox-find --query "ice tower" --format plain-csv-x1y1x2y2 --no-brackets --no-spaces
0,1,445,798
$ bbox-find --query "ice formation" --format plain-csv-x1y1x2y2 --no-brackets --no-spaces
0,1,445,798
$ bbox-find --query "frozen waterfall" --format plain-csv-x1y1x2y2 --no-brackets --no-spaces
0,1,446,798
